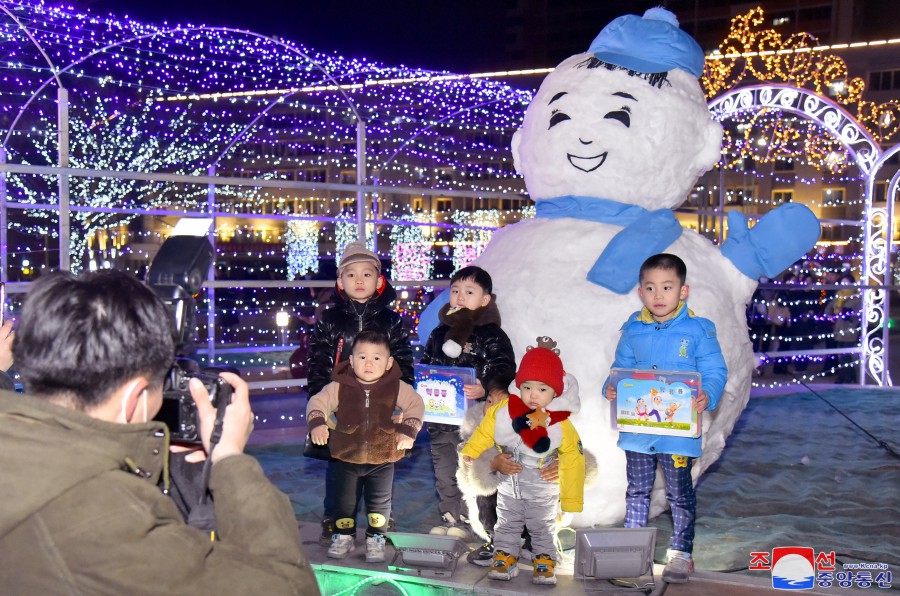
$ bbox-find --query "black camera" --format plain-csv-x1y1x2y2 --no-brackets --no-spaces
155,365,233,444
145,233,238,444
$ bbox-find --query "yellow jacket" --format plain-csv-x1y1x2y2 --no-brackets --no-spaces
461,398,585,512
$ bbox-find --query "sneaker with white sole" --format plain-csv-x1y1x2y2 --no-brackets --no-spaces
532,553,557,585
365,534,386,563
327,534,355,559
487,550,519,581
467,540,494,566
662,549,693,583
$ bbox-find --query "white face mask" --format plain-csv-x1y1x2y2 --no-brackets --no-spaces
120,388,148,424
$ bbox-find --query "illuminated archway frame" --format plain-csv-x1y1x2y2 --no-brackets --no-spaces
709,83,891,386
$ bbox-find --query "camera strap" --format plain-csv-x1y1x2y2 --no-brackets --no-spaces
188,396,230,537
208,393,229,449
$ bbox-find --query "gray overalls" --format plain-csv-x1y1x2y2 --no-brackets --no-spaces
493,441,560,559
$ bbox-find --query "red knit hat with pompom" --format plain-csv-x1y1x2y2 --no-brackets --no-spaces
515,347,564,396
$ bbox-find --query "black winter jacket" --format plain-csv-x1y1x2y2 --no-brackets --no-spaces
419,300,516,397
307,280,414,397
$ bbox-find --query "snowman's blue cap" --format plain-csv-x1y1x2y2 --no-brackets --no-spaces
588,7,705,78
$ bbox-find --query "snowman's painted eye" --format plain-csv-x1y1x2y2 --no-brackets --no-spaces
549,111,571,128
604,109,631,127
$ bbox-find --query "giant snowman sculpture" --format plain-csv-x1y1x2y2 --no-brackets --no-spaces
421,9,819,526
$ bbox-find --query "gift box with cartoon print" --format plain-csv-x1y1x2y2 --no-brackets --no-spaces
414,364,477,425
609,368,701,438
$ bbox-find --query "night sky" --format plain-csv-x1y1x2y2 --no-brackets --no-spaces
80,0,633,73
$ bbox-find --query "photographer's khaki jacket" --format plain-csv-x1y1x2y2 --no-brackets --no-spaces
0,390,319,595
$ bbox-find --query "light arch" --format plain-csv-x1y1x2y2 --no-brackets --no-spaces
709,83,890,385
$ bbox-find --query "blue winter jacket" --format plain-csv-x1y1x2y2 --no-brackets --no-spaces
606,302,727,458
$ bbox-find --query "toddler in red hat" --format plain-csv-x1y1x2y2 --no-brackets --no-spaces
461,339,585,586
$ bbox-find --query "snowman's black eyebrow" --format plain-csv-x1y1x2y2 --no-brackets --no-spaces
548,92,568,105
612,92,637,101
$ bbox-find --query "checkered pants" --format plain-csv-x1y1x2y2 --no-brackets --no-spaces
624,450,696,554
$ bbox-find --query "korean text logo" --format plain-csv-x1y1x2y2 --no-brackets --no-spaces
749,547,892,590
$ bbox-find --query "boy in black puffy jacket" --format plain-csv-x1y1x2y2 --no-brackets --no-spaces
306,242,414,545
420,265,516,539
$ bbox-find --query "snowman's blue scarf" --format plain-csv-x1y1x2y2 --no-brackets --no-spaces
535,195,683,294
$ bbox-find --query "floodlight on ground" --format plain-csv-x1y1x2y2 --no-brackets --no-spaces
574,527,658,592
387,532,469,578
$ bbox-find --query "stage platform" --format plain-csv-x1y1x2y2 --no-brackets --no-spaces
248,385,896,595
300,521,871,595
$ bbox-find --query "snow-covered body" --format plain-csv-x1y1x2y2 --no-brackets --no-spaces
421,9,818,527
477,218,756,525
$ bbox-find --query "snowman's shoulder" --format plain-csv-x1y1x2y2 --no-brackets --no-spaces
672,230,738,274
670,231,758,304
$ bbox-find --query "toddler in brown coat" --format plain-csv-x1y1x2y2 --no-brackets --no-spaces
307,329,424,563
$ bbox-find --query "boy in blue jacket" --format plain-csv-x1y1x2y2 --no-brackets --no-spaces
604,253,727,584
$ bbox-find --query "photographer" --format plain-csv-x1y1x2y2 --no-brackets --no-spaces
0,270,319,594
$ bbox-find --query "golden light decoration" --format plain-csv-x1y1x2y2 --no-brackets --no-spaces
805,134,849,174
857,100,900,142
705,7,899,145
719,108,850,174
703,9,862,102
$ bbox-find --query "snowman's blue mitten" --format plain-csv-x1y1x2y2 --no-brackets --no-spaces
417,288,449,342
720,204,820,280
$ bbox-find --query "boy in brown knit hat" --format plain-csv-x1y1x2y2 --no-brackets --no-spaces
307,241,414,546
307,330,424,563
461,344,585,586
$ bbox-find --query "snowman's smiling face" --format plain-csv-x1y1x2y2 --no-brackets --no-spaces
512,54,723,210
549,88,636,173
